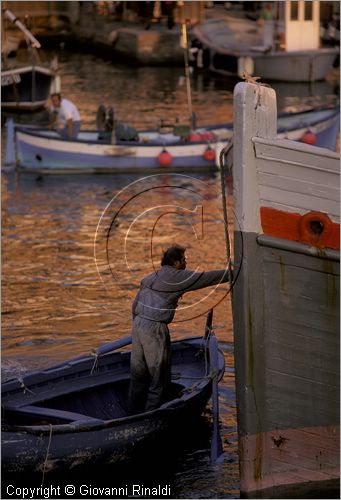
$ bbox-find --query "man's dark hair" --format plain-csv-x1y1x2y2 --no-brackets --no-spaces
161,246,186,267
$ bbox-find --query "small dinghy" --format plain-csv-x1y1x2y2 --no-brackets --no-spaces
1,313,224,475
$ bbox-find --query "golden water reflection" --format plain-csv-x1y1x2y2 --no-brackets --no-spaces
2,170,239,497
2,172,234,368
2,49,338,498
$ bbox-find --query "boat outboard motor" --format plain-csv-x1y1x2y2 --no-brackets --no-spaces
96,105,115,141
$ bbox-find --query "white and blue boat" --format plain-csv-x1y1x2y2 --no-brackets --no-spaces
1,8,58,111
5,106,339,173
192,1,339,82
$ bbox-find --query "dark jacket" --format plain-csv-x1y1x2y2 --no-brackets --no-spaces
132,265,229,323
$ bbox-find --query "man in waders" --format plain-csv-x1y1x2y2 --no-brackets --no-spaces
128,245,230,414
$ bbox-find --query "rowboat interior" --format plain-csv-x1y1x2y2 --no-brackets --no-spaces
2,337,215,430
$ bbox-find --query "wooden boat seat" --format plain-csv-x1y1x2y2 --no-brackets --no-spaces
3,404,104,425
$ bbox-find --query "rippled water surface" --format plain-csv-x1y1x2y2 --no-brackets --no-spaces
1,48,339,498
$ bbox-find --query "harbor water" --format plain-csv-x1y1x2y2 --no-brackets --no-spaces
1,48,339,499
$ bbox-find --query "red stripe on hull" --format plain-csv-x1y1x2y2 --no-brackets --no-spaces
260,207,340,250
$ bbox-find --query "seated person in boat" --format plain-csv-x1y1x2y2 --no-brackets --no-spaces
96,105,138,142
49,93,81,139
129,245,230,414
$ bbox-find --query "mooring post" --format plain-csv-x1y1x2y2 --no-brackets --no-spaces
233,82,277,235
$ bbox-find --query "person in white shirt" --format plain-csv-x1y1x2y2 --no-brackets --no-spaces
49,93,81,139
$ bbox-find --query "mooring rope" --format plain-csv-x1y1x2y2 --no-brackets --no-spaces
204,330,211,377
18,377,35,395
171,332,214,395
90,351,99,375
219,141,234,283
41,423,53,488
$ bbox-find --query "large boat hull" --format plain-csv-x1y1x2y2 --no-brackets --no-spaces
231,82,339,498
233,233,339,497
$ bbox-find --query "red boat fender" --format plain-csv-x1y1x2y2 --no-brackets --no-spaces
188,131,216,142
301,130,317,145
188,132,202,142
158,148,172,167
203,146,215,162
200,132,216,141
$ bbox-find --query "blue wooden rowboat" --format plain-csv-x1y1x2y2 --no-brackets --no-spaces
1,324,224,475
5,106,340,173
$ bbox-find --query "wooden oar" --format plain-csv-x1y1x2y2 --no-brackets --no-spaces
181,22,195,130
209,331,224,462
205,309,224,463
205,308,214,338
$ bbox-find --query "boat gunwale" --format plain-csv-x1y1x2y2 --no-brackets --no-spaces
16,165,219,174
253,135,340,160
2,101,48,111
193,24,340,58
14,126,232,147
257,234,340,261
1,64,55,77
276,108,340,133
14,106,339,146
2,336,206,387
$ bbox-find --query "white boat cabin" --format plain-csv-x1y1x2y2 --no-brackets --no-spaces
263,1,320,51
285,0,320,50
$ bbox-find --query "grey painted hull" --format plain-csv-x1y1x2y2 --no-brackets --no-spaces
253,49,339,82
206,48,339,82
232,231,340,498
